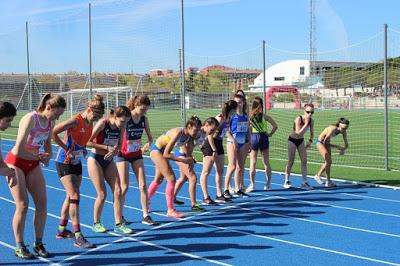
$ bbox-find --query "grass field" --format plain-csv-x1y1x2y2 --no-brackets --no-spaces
2,108,399,186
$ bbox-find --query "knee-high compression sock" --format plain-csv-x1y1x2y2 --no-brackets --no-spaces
166,181,176,210
148,181,160,199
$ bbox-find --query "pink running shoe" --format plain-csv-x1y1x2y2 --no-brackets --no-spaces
167,209,185,218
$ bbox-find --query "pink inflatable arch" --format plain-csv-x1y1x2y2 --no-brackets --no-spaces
265,86,301,110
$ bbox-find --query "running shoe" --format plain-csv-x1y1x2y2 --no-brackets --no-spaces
56,229,74,239
202,196,217,205
245,184,255,193
114,223,134,234
215,195,231,203
167,209,185,218
142,215,158,226
263,185,271,191
232,192,239,198
223,189,232,199
74,236,96,249
314,175,324,185
174,199,185,205
191,204,206,212
14,245,34,259
301,182,313,190
283,180,292,189
92,222,107,233
325,181,337,188
33,243,50,258
237,190,249,198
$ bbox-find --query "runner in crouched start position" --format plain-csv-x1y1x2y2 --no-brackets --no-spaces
173,117,219,211
314,118,350,187
148,116,200,218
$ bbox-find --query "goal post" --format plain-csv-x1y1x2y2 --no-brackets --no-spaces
52,86,133,117
320,95,352,110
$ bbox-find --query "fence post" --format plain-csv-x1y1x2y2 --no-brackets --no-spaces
25,21,32,111
88,3,93,100
179,0,186,127
262,40,266,109
383,24,389,170
106,91,109,112
70,91,73,117
116,88,119,106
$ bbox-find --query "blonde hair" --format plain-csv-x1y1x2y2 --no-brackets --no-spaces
88,94,105,114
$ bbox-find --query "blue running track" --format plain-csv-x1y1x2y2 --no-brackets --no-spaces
0,138,400,265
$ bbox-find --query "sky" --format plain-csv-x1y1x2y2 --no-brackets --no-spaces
0,0,399,73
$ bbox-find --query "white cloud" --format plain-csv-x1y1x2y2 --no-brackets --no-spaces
315,0,349,50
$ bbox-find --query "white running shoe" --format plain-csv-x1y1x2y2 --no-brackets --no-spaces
314,175,324,185
283,181,292,189
263,185,271,191
301,182,313,190
245,184,255,193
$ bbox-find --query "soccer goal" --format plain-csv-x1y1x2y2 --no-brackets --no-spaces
320,95,352,110
54,86,134,117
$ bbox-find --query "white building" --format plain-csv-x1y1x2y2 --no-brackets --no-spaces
249,59,372,96
250,59,310,90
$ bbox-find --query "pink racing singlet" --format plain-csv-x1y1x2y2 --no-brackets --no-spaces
25,111,52,153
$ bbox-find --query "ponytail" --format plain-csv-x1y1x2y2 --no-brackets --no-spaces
221,100,238,120
203,117,219,127
36,93,66,112
250,97,263,119
127,95,151,111
185,115,202,128
335,117,350,127
88,94,105,114
109,105,131,118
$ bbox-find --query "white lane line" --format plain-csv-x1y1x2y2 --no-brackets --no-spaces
3,169,400,265
2,140,399,202
0,239,61,265
44,174,400,265
0,196,232,266
236,205,400,239
185,218,400,266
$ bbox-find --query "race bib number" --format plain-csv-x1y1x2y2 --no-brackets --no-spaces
31,132,49,147
104,138,118,146
237,121,248,132
127,140,141,152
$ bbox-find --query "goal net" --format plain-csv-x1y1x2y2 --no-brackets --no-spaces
320,96,352,110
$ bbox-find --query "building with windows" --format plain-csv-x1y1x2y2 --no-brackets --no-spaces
199,65,260,90
250,59,371,92
149,69,174,77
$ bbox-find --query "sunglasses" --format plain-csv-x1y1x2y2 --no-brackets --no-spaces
306,110,314,114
